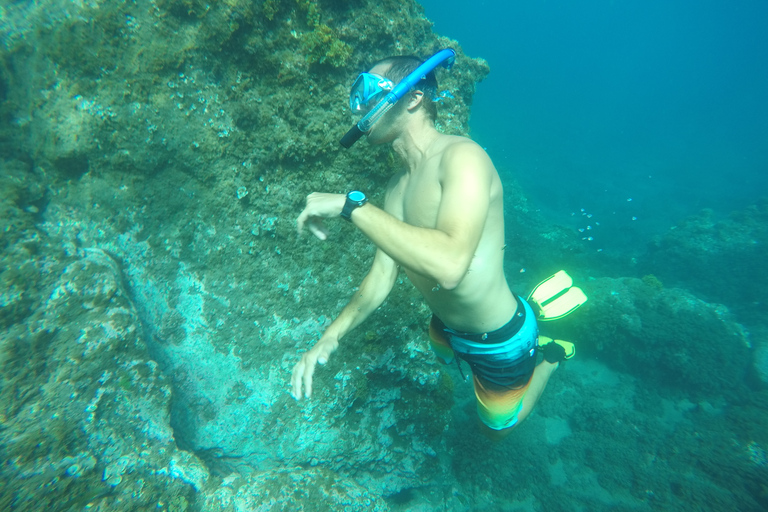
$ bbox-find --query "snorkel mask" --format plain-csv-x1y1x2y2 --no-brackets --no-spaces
349,73,395,114
340,48,456,148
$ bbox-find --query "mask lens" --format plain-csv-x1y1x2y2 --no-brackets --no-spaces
349,73,393,113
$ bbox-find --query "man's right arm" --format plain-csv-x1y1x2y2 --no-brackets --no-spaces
290,248,398,399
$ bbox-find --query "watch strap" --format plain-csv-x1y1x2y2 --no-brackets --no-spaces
341,191,367,221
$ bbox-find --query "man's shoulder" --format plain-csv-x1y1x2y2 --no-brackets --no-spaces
438,136,493,175
438,136,489,163
440,134,477,151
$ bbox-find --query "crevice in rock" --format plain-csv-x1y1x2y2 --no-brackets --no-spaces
54,154,90,181
116,255,217,479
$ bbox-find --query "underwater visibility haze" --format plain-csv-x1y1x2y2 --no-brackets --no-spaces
421,0,768,255
0,0,766,511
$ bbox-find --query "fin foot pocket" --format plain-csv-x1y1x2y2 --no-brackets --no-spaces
539,336,575,362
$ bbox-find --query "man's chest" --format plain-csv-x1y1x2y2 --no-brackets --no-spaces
398,170,442,229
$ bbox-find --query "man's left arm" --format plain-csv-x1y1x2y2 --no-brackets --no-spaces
353,143,491,289
298,142,492,290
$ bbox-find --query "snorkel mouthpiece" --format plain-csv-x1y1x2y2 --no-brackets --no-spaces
340,48,456,149
339,122,366,148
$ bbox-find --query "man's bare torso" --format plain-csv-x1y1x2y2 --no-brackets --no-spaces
385,135,518,333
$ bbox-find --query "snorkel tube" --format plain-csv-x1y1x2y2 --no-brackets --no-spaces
340,48,456,148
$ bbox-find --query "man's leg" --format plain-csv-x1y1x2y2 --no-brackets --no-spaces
512,360,558,425
475,361,558,439
503,340,570,428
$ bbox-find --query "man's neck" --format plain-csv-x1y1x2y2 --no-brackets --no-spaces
391,120,441,174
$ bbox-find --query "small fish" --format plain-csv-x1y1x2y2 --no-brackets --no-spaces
434,90,455,103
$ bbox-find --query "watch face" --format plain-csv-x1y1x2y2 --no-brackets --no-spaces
348,190,366,202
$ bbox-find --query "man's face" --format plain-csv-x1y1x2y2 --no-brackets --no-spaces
361,63,404,145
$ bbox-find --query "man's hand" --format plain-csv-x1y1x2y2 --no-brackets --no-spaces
297,193,346,240
290,335,339,399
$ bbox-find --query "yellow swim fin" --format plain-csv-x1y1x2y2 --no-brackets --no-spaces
528,270,588,321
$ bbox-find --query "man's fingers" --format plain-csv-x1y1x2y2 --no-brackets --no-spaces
291,351,321,399
296,210,309,235
298,211,329,240
291,360,305,399
292,339,337,399
302,363,315,399
308,219,328,240
297,193,321,235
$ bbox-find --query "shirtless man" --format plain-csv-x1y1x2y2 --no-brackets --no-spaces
291,54,568,434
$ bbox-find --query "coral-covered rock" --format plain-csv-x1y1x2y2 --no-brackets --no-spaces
640,204,768,317
0,218,205,509
199,468,390,511
1,0,480,506
557,277,752,398
753,337,768,387
2,0,488,180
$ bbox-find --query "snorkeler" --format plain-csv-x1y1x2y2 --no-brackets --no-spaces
291,49,573,435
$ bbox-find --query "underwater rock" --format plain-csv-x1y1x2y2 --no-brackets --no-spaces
561,276,752,399
640,204,768,318
34,197,455,497
1,0,488,506
19,110,454,506
124,255,449,495
753,340,768,387
0,215,205,509
1,0,488,180
199,468,390,511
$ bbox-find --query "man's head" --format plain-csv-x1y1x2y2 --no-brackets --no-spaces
340,48,454,148
349,55,439,122
369,55,438,122
342,51,450,148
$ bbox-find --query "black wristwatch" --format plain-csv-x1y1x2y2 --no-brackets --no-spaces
340,190,368,221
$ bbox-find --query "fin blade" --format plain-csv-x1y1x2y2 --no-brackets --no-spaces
555,339,576,359
530,270,573,305
538,287,588,321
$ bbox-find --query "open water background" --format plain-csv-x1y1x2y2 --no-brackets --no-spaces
419,0,768,253
411,4,768,510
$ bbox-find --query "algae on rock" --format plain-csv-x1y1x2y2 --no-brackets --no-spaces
0,0,489,508
0,173,205,510
556,276,752,398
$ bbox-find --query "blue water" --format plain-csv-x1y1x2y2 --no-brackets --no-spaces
420,0,768,251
